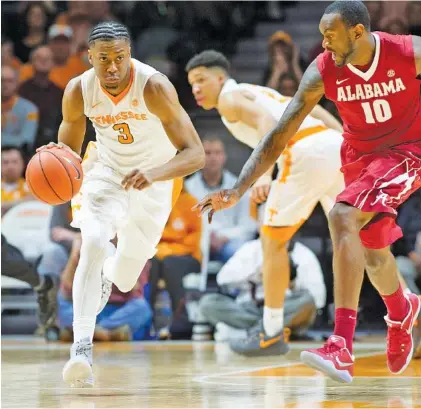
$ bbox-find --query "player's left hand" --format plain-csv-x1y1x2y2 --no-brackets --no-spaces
251,174,272,204
121,169,152,191
192,188,241,223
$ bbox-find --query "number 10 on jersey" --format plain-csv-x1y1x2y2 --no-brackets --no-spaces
361,99,392,124
113,123,134,144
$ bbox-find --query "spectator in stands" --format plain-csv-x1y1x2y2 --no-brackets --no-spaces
406,2,421,37
20,25,85,90
37,202,79,283
199,238,326,342
19,46,63,149
1,234,58,329
54,2,87,26
393,190,421,294
67,11,93,59
186,135,257,262
277,73,299,97
1,38,22,70
1,146,33,216
89,1,119,25
149,181,202,337
1,65,39,154
58,236,152,342
262,31,304,92
14,2,49,63
377,2,411,30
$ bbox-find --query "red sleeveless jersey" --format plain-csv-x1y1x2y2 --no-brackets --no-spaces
317,32,421,153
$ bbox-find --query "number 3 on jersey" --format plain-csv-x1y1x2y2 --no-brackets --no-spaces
113,123,134,144
361,99,392,124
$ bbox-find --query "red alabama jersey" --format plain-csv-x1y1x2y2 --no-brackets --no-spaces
317,32,421,152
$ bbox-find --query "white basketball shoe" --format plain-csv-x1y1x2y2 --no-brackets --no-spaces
62,338,94,388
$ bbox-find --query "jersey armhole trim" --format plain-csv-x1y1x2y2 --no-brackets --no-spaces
142,72,169,117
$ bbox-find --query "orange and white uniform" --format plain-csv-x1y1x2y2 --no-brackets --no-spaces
1,178,31,202
71,59,181,260
219,79,344,226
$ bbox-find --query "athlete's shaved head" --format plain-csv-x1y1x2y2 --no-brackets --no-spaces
320,1,371,67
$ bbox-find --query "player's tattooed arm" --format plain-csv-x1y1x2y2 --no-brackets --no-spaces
122,74,205,190
36,77,85,160
233,59,325,196
412,35,421,76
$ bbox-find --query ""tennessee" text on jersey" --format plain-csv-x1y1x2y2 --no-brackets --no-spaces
89,111,148,125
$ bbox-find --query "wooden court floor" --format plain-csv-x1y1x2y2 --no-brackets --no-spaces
2,336,421,408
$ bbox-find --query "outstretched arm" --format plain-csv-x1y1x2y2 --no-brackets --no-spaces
122,74,205,190
233,59,325,196
413,35,421,76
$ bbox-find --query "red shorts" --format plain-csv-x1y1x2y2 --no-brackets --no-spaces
337,141,421,249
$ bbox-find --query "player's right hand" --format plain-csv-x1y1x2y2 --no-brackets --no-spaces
36,142,82,162
192,188,241,223
251,174,272,204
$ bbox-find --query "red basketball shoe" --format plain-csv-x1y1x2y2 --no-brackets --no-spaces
385,293,421,374
300,335,354,383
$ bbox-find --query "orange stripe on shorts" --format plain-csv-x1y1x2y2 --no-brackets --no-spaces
278,125,328,184
172,178,183,208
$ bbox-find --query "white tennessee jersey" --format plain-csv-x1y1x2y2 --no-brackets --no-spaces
219,79,326,149
80,58,176,174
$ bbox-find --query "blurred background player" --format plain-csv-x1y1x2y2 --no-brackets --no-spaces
37,21,205,387
186,49,343,356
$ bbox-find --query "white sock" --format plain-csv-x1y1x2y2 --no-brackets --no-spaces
263,306,284,337
404,287,412,295
73,316,96,344
72,233,108,343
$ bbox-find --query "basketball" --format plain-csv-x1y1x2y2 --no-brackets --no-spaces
25,147,83,205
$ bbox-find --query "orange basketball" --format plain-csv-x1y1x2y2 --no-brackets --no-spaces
25,147,83,205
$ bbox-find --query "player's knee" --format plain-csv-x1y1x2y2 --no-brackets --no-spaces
365,248,393,276
110,254,148,293
328,203,360,235
261,226,291,249
114,280,135,293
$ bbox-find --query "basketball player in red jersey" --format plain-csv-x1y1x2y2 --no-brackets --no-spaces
194,1,421,383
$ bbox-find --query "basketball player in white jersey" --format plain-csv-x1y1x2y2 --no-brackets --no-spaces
186,50,344,356
37,22,205,387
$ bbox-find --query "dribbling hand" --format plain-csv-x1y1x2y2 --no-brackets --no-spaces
36,142,82,162
121,169,152,191
192,188,241,223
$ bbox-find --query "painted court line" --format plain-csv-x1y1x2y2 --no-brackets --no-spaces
194,351,385,385
0,341,387,351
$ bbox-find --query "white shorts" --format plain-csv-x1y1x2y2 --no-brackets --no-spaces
264,128,344,227
71,160,182,259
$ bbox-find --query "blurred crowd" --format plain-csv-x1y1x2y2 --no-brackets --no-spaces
1,1,421,342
